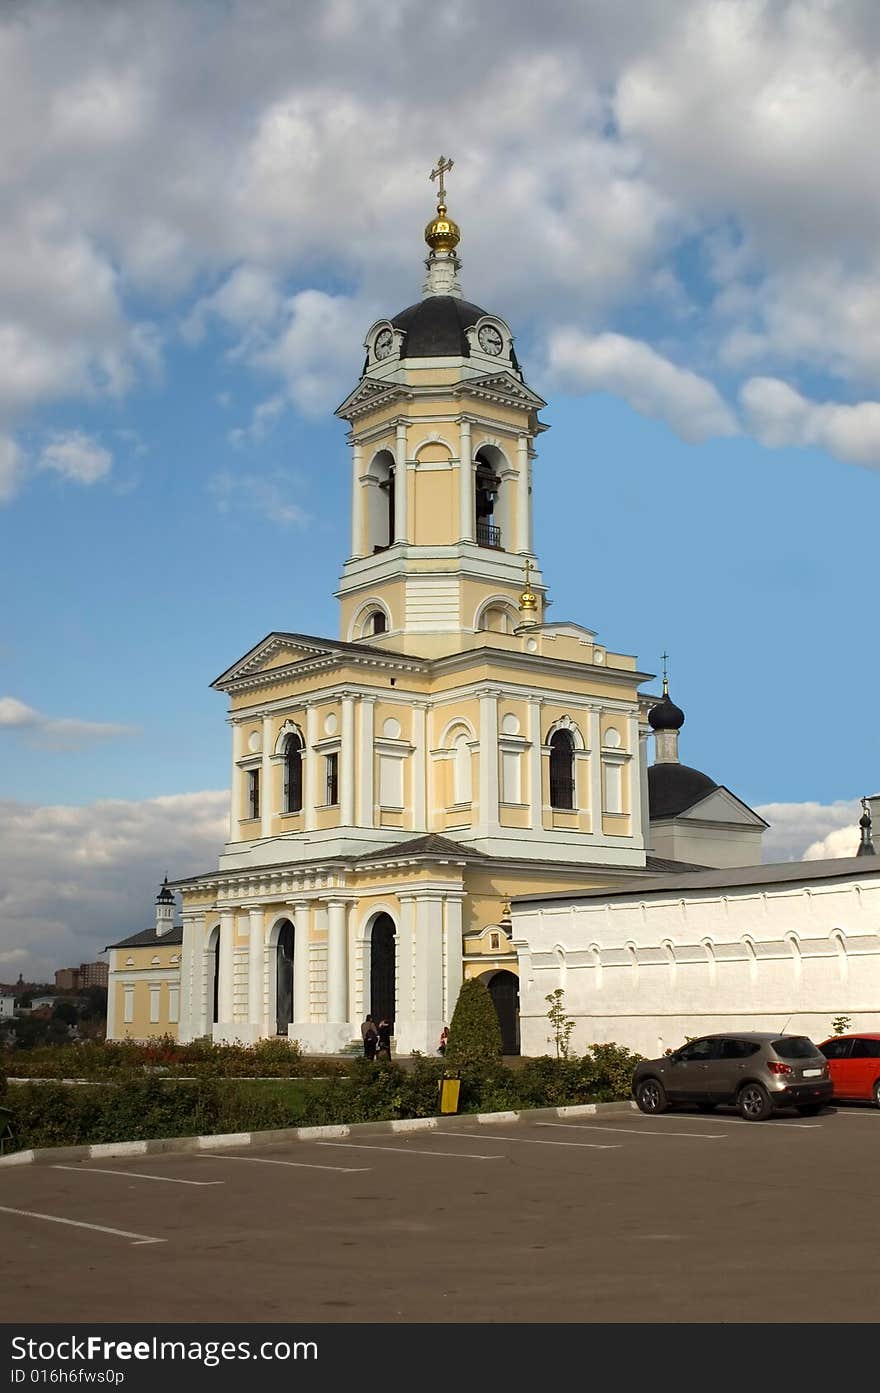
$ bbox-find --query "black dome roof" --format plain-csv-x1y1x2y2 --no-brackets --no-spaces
648,693,685,731
648,763,718,820
391,297,491,359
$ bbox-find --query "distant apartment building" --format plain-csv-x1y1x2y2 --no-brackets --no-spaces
0,996,15,1018
55,962,109,992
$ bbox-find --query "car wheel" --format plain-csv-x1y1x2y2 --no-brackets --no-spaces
737,1082,772,1121
635,1078,669,1115
696,1102,717,1112
873,1080,880,1110
796,1103,825,1116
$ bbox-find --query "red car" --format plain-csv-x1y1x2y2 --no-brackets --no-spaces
818,1033,880,1107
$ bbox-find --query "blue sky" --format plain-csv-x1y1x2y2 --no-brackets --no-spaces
2,0,879,978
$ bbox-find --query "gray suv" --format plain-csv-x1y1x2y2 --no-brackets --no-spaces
632,1033,833,1121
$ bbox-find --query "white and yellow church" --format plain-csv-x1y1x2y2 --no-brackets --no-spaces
106,162,767,1052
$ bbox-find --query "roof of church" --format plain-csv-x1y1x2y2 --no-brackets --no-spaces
353,833,490,862
514,854,880,906
105,925,183,950
391,296,519,365
648,762,719,819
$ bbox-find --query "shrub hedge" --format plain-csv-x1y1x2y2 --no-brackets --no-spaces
0,1035,352,1080
445,978,503,1071
2,1043,644,1153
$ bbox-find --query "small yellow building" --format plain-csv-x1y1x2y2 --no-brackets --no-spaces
107,165,763,1051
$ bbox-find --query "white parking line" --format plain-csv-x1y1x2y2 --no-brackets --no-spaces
316,1142,503,1160
537,1122,725,1140
638,1115,822,1131
0,1204,164,1246
51,1165,223,1186
449,1131,620,1151
198,1153,369,1173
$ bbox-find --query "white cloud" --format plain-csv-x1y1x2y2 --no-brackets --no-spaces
757,798,862,863
0,696,136,749
2,2,880,474
0,434,22,503
0,790,228,981
209,469,309,527
39,430,113,485
741,378,880,467
547,328,737,442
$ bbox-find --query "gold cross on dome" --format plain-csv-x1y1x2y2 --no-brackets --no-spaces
660,650,669,695
524,558,533,587
430,155,454,205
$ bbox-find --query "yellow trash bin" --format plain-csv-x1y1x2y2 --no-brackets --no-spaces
438,1076,461,1115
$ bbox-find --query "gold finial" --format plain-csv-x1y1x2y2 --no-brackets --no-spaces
501,895,512,923
660,651,669,697
425,154,460,253
519,558,538,616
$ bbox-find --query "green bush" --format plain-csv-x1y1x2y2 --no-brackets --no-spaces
445,978,503,1072
0,1034,309,1081
1,1041,644,1153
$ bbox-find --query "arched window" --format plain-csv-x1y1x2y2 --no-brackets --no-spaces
284,734,303,813
365,449,395,552
371,610,387,635
549,729,575,809
474,448,503,549
452,731,472,805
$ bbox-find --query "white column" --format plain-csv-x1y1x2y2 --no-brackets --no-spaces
304,704,318,831
218,910,236,1024
627,714,642,845
459,418,473,541
106,951,118,1040
292,902,311,1024
479,690,499,837
341,693,355,827
444,895,464,1022
229,721,240,840
350,442,363,557
639,725,651,851
178,911,203,1043
528,699,543,831
413,896,444,1053
412,702,427,832
527,451,535,553
395,896,415,1039
327,900,348,1024
394,421,408,542
260,716,272,836
517,435,531,553
589,708,602,831
248,907,265,1030
358,697,375,827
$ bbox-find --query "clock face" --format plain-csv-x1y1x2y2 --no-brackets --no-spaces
478,324,504,355
374,328,394,360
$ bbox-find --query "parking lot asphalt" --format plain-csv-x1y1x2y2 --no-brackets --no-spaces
3,1103,879,1323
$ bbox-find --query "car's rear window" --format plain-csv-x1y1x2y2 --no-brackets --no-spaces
772,1036,822,1060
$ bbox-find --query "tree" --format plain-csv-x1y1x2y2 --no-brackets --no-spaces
831,1015,852,1036
445,978,503,1070
52,1001,78,1027
545,988,575,1059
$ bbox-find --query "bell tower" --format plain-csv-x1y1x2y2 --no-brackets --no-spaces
335,157,548,655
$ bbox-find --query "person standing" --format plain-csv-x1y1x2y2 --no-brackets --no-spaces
437,1026,449,1056
376,1018,392,1060
361,1014,378,1060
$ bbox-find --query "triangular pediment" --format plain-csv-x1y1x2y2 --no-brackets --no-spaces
212,632,343,691
458,371,546,410
678,786,769,829
335,378,407,420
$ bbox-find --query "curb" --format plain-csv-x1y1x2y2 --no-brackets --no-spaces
0,1099,637,1167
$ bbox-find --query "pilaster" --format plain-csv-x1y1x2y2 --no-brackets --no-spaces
358,696,375,827
248,906,265,1028
341,693,355,826
292,901,311,1026
395,421,408,542
217,910,236,1028
326,898,349,1024
304,704,318,832
260,717,272,837
459,417,473,541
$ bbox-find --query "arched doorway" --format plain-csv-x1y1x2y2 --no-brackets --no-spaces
275,920,294,1035
207,926,220,1027
370,913,396,1030
487,970,520,1055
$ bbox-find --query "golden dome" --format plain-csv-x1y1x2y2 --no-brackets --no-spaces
519,558,538,615
425,201,460,254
